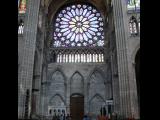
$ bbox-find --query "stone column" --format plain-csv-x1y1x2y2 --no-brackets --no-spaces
18,0,41,118
66,78,70,114
84,79,88,114
110,52,120,114
36,17,46,115
112,0,139,118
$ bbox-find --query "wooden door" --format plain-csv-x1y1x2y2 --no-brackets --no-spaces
70,95,84,120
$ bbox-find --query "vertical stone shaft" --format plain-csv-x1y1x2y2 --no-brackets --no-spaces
112,0,132,118
18,0,40,118
110,53,120,114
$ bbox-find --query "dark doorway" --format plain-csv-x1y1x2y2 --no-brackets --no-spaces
70,94,84,120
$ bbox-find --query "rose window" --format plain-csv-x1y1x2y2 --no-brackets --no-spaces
53,4,104,47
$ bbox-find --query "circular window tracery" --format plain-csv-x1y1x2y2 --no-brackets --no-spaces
53,4,104,47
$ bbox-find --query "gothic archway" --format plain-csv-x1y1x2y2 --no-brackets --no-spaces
49,70,66,99
89,93,105,118
49,94,66,106
47,1,107,64
49,94,66,116
70,71,84,95
88,69,106,100
70,93,84,120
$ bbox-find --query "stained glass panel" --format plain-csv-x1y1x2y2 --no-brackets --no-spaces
53,4,104,47
19,0,26,14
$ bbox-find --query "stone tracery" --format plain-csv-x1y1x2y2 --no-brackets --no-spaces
53,4,104,47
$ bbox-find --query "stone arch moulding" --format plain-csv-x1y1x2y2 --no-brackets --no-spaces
47,0,107,24
88,93,106,115
70,71,84,84
70,71,84,95
48,0,66,23
131,44,140,63
49,93,66,106
48,67,67,85
89,93,105,103
87,67,106,85
87,68,106,100
70,93,84,97
47,68,67,101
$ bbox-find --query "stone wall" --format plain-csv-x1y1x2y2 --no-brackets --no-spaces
40,63,112,117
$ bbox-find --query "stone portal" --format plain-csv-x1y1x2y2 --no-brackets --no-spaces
70,94,84,120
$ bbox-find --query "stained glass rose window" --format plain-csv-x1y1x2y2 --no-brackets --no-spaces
53,4,104,47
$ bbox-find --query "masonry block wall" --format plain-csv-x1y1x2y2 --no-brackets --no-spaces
40,63,112,118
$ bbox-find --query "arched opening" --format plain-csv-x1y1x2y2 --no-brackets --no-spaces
70,93,84,120
88,69,106,101
129,16,138,36
70,71,84,95
49,2,105,63
49,94,66,116
50,70,66,100
46,1,108,116
135,49,140,110
89,93,105,118
18,19,24,35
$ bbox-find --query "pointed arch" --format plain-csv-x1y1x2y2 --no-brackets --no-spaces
87,67,106,85
89,93,105,116
71,93,84,97
70,71,84,95
70,71,84,84
52,71,64,82
87,68,106,101
48,68,67,100
89,93,105,103
48,67,67,84
129,16,138,35
18,19,24,34
49,93,66,106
